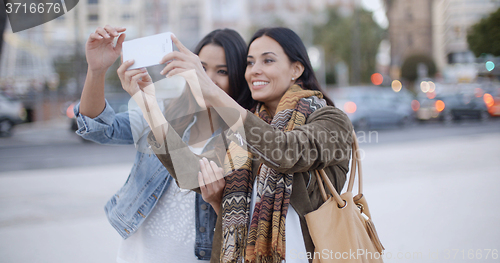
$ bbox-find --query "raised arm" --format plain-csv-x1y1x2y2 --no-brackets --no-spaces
80,25,126,118
239,106,354,174
159,35,248,131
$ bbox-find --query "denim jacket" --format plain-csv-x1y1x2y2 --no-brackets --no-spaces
74,100,217,260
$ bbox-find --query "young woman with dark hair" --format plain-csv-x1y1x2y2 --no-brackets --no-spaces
75,26,253,262
127,27,353,263
248,27,334,107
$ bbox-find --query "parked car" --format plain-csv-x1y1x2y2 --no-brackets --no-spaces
328,86,415,130
0,93,26,136
415,94,441,121
416,91,489,122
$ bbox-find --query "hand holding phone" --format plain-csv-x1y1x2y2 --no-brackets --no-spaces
122,32,173,70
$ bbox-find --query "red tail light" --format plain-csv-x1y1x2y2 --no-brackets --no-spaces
66,103,75,118
411,100,420,111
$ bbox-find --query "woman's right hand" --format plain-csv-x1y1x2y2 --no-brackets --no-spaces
85,25,126,73
198,157,225,215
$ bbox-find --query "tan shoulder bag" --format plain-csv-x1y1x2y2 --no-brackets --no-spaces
304,131,384,262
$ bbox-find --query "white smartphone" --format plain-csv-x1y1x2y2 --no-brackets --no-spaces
122,32,173,70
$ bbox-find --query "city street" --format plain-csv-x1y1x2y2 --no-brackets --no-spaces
1,0,499,262
0,119,499,262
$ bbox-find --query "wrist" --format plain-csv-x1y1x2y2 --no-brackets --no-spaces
87,67,107,78
83,68,106,92
210,88,248,126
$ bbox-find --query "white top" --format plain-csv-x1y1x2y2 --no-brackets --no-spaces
249,180,308,263
188,146,204,155
116,147,204,263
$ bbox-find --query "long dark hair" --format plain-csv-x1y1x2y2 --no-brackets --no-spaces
248,27,334,106
194,29,255,110
166,29,255,134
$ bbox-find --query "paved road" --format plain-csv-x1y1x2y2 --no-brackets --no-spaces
363,132,500,263
0,118,136,172
1,117,499,172
0,164,128,263
0,118,499,262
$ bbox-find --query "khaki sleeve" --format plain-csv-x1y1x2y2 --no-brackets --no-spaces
146,122,220,194
241,106,353,174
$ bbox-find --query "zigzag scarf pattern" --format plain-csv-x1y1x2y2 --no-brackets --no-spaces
221,85,326,263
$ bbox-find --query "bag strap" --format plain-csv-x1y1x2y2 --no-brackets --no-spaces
347,130,362,194
314,130,361,208
315,170,328,202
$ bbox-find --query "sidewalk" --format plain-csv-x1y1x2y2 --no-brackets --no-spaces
0,132,499,262
0,163,131,263
361,132,500,262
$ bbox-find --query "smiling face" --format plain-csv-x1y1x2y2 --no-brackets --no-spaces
245,36,304,115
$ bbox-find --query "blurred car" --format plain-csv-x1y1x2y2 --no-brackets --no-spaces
0,93,27,136
415,94,441,121
66,93,132,136
415,92,489,122
328,86,415,130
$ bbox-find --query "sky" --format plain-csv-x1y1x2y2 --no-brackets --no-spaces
361,0,389,29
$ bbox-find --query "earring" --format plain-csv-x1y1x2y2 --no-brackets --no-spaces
292,77,295,81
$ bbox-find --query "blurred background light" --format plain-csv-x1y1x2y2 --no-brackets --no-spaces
428,81,436,93
66,103,75,119
435,100,445,112
371,73,383,85
420,81,430,93
483,93,494,108
411,100,420,111
475,88,484,97
391,80,402,92
344,101,357,114
485,61,495,72
426,91,436,99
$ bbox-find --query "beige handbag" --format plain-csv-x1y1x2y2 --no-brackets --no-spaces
304,131,384,262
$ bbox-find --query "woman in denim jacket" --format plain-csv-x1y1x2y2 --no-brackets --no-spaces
74,26,254,262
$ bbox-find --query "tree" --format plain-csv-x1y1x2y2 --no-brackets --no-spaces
467,7,500,57
54,52,124,99
314,7,385,85
401,54,436,82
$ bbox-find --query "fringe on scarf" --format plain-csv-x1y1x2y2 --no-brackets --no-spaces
221,225,248,263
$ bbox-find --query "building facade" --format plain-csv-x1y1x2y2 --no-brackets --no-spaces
433,0,500,70
1,0,364,105
385,0,434,79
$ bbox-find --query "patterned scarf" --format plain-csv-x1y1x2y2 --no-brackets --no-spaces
221,85,327,263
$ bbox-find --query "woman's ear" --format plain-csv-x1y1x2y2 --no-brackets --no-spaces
291,62,305,80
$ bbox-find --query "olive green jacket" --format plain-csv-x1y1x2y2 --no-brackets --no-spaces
147,106,353,263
